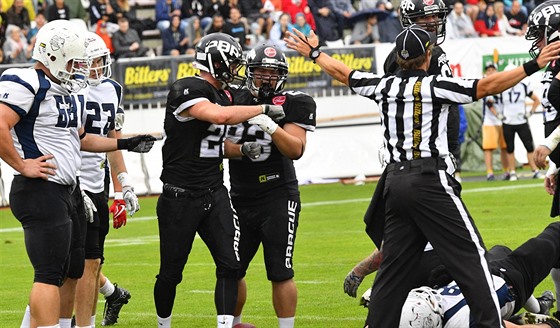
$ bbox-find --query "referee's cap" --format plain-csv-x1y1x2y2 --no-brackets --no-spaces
396,24,437,61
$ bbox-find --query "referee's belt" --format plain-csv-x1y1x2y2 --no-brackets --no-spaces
162,183,219,199
386,157,447,173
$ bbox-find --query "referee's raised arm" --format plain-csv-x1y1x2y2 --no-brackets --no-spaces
284,29,353,86
475,41,560,99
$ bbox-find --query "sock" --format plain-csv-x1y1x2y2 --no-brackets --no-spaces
217,315,233,328
524,295,540,313
59,318,72,328
38,325,61,328
552,268,560,311
278,317,295,328
21,304,31,328
233,315,242,325
90,315,96,328
99,278,115,298
157,315,172,328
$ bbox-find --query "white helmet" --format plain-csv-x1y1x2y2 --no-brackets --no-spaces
85,32,112,86
32,19,89,92
399,287,444,328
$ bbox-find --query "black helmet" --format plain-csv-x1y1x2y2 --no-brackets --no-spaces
245,44,289,99
194,32,245,86
526,0,560,58
399,0,448,45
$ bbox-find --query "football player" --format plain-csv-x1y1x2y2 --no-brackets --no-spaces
224,44,316,328
153,32,284,328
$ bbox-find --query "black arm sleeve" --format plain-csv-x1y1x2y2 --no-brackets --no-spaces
549,77,560,111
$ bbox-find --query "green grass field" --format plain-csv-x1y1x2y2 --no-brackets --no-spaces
0,174,557,327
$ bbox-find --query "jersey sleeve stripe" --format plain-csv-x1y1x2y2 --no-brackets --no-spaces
0,74,36,95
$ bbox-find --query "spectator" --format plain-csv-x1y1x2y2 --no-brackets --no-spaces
358,0,377,10
329,0,355,41
292,11,311,35
223,6,247,49
66,0,87,19
494,1,524,35
26,10,45,47
446,1,478,39
0,47,9,64
155,0,185,32
308,0,341,44
46,0,70,21
181,0,213,28
465,0,481,23
112,15,150,59
268,12,293,49
282,0,316,30
161,14,189,55
349,13,379,44
112,0,152,39
185,15,202,54
246,20,266,49
6,0,31,36
96,20,114,55
263,0,283,21
204,12,224,34
378,2,403,43
474,3,502,36
0,1,9,47
3,24,32,63
89,0,117,30
239,0,273,38
505,0,528,34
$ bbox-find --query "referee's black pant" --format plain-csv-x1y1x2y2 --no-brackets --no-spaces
366,158,503,328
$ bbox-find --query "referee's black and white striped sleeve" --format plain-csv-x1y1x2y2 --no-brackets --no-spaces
349,70,382,99
432,76,478,104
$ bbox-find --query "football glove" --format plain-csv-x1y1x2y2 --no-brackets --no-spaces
117,134,156,152
81,190,97,223
110,197,127,229
360,288,372,308
248,114,278,135
241,142,261,160
117,172,140,216
115,109,125,131
261,104,285,122
344,270,364,298
497,113,505,121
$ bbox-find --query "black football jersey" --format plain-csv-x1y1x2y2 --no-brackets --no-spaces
160,76,233,189
227,88,316,202
542,60,560,124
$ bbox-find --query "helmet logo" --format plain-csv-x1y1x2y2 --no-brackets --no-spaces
423,0,434,5
400,49,410,59
264,47,277,57
206,39,241,59
401,0,415,12
272,95,286,105
50,35,65,53
532,4,560,24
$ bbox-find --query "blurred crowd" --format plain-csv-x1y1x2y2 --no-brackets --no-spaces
0,0,536,62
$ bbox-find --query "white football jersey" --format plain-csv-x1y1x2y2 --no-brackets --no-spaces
502,81,533,125
79,79,123,193
482,96,504,126
441,275,515,327
0,67,84,186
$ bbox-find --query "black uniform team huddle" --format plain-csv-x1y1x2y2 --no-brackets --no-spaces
4,0,560,327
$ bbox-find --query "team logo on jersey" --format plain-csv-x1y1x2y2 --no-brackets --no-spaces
423,0,434,5
272,95,286,105
264,47,277,57
223,89,232,103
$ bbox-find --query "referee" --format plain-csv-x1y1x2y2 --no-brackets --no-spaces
284,26,560,327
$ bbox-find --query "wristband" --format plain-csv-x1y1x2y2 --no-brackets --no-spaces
261,104,268,114
117,138,129,150
239,144,245,157
117,172,131,187
114,192,123,200
523,59,540,76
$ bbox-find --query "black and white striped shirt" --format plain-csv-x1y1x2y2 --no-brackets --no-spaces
349,69,478,164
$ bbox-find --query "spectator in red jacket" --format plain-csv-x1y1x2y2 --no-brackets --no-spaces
282,0,316,30
474,3,502,37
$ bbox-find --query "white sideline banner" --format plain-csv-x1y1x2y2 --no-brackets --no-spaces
0,36,549,201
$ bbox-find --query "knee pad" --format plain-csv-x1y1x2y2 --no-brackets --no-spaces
156,271,183,287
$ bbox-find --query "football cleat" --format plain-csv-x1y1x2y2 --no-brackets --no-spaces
101,284,131,326
538,290,556,315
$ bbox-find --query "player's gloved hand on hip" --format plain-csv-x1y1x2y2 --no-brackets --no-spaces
261,104,285,122
117,172,140,216
497,113,505,121
248,114,278,135
343,270,364,298
117,134,157,152
241,142,261,160
110,197,127,229
81,190,97,223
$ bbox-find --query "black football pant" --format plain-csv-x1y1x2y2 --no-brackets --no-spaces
366,158,503,328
